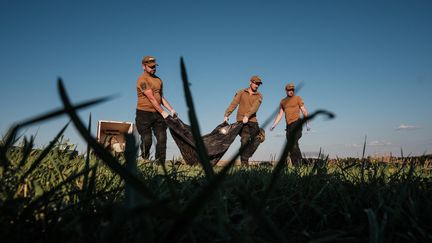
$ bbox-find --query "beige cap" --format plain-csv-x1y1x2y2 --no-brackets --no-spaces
142,56,158,67
285,83,295,90
250,75,262,84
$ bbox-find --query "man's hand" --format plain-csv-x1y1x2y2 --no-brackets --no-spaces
170,109,177,118
224,116,229,123
161,110,169,119
306,123,311,131
242,116,248,124
270,125,276,131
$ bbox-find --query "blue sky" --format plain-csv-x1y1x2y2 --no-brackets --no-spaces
1,0,431,160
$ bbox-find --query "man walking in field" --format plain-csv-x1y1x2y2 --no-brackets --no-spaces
270,83,310,166
135,56,177,164
224,75,263,165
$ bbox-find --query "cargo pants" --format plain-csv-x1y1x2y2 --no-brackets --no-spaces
240,122,260,165
286,119,303,166
135,110,167,164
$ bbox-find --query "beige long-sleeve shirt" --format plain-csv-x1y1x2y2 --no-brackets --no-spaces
224,88,263,122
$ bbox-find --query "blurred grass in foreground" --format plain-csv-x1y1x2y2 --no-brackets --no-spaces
1,59,431,242
1,143,432,242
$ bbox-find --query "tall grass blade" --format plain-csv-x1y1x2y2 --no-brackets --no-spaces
360,135,367,182
180,57,214,178
362,135,367,160
57,77,156,200
124,133,142,208
18,97,113,128
82,113,91,199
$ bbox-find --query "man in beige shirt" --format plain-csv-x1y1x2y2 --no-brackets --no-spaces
135,56,176,164
270,83,310,165
224,75,263,165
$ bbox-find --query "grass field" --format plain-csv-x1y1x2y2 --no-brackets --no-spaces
1,61,431,242
1,140,432,242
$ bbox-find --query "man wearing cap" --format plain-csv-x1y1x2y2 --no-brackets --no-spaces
224,75,263,165
135,56,177,164
270,83,310,166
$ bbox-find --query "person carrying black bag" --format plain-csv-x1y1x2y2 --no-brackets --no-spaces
223,75,263,165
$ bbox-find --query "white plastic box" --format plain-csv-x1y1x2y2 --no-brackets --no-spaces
96,120,134,153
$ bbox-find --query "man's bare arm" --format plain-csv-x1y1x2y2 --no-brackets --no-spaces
300,105,310,130
270,107,284,131
162,97,176,117
143,89,168,117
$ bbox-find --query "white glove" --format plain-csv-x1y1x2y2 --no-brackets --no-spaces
161,110,169,119
170,109,177,118
242,116,248,124
224,116,229,123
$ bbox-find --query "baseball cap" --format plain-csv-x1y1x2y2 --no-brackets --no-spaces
142,56,158,67
250,75,262,84
285,83,295,90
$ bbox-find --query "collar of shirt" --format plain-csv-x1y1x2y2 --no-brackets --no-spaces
243,88,260,95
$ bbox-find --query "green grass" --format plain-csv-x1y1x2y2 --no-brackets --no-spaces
1,58,431,242
1,144,432,242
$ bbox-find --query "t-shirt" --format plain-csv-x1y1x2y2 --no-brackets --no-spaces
280,95,304,125
136,72,163,112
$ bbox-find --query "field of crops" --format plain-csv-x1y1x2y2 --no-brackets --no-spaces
2,63,432,242
2,135,432,242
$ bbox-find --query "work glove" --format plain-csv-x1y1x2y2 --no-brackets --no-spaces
161,110,169,119
170,109,177,118
242,116,248,124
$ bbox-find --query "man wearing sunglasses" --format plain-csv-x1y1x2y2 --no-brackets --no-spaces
270,83,310,166
224,75,263,165
135,56,177,164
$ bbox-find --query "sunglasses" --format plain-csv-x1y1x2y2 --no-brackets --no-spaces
148,65,157,69
286,89,294,92
252,81,262,86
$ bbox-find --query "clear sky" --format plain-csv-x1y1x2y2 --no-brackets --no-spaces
1,0,431,161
